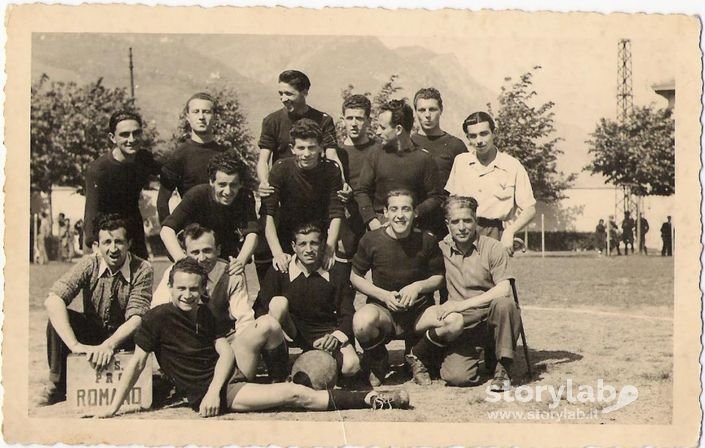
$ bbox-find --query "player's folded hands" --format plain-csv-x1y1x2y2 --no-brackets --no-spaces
314,333,342,352
384,291,404,312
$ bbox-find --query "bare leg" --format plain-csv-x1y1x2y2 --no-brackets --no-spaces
232,315,285,380
229,382,330,412
268,296,297,339
339,344,361,377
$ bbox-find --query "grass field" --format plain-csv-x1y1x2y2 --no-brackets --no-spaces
28,253,673,423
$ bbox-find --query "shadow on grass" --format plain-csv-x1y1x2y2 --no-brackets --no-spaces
512,348,584,386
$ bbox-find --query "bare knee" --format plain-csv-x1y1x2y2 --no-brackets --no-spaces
353,306,381,341
256,315,282,335
268,296,289,319
283,382,317,407
341,350,361,376
437,312,464,341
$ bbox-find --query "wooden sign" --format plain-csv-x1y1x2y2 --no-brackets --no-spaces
66,352,152,410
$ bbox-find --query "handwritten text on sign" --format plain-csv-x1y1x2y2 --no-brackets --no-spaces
67,352,152,409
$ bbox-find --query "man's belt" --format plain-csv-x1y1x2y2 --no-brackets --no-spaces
477,217,504,229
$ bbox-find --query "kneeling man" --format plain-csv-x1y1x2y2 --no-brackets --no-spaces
102,258,409,417
351,190,446,386
42,214,152,405
153,223,286,381
257,223,360,379
427,196,522,390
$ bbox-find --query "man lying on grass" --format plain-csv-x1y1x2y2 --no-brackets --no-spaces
98,258,409,418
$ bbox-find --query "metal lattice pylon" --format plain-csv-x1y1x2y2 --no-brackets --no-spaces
617,39,634,125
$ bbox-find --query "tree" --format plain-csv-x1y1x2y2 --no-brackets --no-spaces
585,106,674,196
336,74,403,143
31,74,160,197
165,84,257,185
488,66,576,203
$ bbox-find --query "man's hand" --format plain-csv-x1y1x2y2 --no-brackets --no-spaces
272,253,292,272
398,284,421,308
85,342,115,370
368,218,383,231
500,230,516,257
313,333,342,353
383,291,404,312
198,389,221,418
337,183,353,203
90,409,117,419
436,301,462,321
258,182,275,198
322,243,335,270
228,256,245,276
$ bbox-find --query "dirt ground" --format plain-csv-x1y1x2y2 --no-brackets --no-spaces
28,253,673,423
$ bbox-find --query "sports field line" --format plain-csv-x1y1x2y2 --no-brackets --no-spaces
522,305,672,322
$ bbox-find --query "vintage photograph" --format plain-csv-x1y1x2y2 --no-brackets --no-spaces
4,5,702,447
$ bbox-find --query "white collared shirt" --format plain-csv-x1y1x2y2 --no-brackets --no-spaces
445,150,536,221
287,256,330,282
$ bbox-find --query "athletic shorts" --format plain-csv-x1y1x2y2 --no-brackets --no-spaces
191,364,247,413
367,296,433,341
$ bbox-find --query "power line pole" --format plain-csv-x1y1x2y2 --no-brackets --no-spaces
129,47,135,99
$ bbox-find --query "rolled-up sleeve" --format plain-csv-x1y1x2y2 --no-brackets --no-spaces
229,273,255,334
125,263,153,320
514,163,536,212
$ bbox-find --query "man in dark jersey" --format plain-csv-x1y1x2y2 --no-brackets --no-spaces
354,100,443,234
254,70,346,281
99,258,410,418
83,111,160,260
160,152,259,275
351,190,445,387
261,119,344,273
257,223,360,380
336,94,381,268
157,92,225,223
411,88,467,238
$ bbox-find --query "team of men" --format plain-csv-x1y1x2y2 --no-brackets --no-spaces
41,69,537,418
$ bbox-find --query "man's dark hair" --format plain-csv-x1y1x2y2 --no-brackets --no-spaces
207,151,248,182
185,92,217,113
109,110,143,134
342,94,372,117
278,70,311,92
462,111,496,134
292,222,324,242
93,213,130,241
413,87,443,111
168,257,208,288
181,222,218,249
443,195,479,219
379,99,414,133
385,189,416,208
289,118,323,144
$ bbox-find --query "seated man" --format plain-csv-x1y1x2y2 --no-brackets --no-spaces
153,223,287,381
160,151,259,276
100,258,409,418
261,118,344,272
256,223,360,380
351,189,445,386
429,196,522,391
41,213,153,405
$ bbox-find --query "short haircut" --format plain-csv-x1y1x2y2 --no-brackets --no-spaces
186,92,216,112
413,87,443,110
207,151,248,182
94,213,130,241
278,70,311,92
443,196,478,219
168,257,207,288
462,111,496,134
289,118,323,144
385,189,416,208
342,94,372,117
379,99,414,133
109,110,143,134
292,222,323,242
182,222,218,248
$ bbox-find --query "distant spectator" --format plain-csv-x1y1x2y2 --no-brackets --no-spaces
58,215,75,262
74,219,84,255
595,219,607,255
621,211,635,255
36,212,51,264
608,215,621,256
639,213,650,255
660,216,673,257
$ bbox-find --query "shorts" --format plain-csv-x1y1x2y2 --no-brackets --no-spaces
191,364,247,413
367,296,433,341
336,209,366,260
290,320,341,351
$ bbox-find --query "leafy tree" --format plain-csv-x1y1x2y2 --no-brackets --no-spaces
31,74,160,197
585,106,674,196
165,84,257,185
336,74,403,143
488,66,576,203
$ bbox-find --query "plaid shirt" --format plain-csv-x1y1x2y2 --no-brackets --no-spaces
50,253,152,329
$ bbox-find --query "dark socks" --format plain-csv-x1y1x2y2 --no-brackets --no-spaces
412,329,445,365
327,390,370,410
262,341,289,382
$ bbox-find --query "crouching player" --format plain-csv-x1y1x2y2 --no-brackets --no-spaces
152,223,287,382
424,196,522,391
100,258,409,418
351,190,446,386
256,223,360,380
